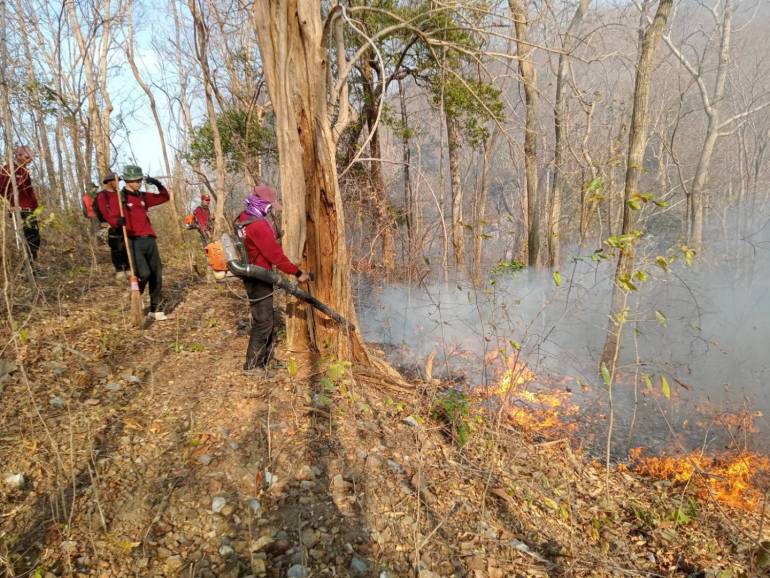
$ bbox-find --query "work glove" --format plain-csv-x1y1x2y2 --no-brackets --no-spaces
144,176,162,189
115,216,126,228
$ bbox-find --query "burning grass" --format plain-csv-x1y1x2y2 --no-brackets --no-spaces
629,448,770,510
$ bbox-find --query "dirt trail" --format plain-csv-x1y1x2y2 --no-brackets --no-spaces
1,263,768,577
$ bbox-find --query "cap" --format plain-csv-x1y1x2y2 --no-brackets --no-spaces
252,184,282,210
101,171,118,184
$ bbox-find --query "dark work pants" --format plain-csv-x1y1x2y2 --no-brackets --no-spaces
107,228,129,272
244,279,275,369
130,236,163,311
20,211,40,261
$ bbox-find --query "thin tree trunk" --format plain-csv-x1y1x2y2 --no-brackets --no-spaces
600,0,674,371
550,0,590,267
398,78,414,268
65,0,108,175
189,0,228,236
361,63,395,274
445,109,465,272
473,139,492,285
509,0,541,269
126,0,181,230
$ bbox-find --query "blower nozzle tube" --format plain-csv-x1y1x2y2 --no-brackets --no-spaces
221,234,354,330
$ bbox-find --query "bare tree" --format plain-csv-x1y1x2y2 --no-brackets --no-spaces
601,0,674,371
509,0,541,268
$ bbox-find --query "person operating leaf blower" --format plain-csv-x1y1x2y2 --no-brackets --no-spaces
235,185,309,370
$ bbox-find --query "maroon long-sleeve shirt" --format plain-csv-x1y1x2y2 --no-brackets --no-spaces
100,186,170,238
0,165,38,211
237,211,299,275
193,206,211,232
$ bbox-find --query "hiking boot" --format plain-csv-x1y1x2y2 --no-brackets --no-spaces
114,271,125,283
148,311,168,321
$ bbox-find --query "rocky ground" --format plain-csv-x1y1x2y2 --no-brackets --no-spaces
1,245,769,577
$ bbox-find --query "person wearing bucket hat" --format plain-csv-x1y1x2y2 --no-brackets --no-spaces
95,171,130,281
235,186,309,370
111,164,170,320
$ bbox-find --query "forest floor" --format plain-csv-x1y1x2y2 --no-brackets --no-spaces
1,240,769,578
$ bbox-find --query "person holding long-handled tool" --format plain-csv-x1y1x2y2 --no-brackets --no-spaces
102,165,170,322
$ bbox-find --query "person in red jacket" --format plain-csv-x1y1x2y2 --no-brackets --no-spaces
236,185,309,370
0,146,41,260
107,165,170,320
192,194,212,241
95,171,130,280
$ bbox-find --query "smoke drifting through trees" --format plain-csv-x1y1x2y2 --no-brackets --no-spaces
2,1,769,386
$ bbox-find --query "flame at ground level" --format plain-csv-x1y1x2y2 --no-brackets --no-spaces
629,448,770,510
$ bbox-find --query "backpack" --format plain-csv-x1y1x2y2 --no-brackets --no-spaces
233,215,260,263
93,191,108,223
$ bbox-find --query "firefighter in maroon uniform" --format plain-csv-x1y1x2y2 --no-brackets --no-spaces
95,171,130,280
104,165,170,320
192,194,213,241
0,146,41,260
236,185,309,370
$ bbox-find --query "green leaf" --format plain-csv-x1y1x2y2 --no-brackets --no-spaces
672,506,690,525
655,310,667,327
19,328,29,345
287,357,298,378
634,270,648,282
653,199,670,208
600,362,612,387
655,256,670,272
586,177,604,192
661,376,671,400
642,374,653,391
552,271,562,287
627,199,641,211
542,497,559,510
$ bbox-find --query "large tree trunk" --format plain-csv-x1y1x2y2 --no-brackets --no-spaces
445,109,465,271
509,0,541,269
550,0,590,267
254,0,371,363
600,0,673,371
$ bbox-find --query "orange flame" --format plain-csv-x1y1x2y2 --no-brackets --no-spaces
480,354,580,439
630,448,770,510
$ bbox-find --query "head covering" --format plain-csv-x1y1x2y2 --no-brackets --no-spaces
122,164,144,181
201,194,210,202
244,194,272,219
252,184,282,210
101,171,118,184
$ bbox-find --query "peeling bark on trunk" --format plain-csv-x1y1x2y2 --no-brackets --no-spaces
600,0,673,372
254,0,371,363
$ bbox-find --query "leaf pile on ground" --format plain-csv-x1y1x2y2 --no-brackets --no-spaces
1,256,769,577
